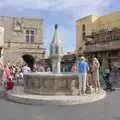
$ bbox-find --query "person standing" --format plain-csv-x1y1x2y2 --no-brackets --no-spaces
91,57,101,93
38,64,45,72
5,77,14,91
3,64,12,82
78,56,89,95
22,64,31,74
104,66,115,92
71,63,78,73
46,66,51,72
0,62,4,85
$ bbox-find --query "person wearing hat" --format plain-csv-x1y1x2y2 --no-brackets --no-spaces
78,56,89,95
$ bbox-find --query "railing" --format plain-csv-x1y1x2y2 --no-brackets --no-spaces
85,41,120,52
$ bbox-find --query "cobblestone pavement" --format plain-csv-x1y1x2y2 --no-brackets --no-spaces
0,89,119,120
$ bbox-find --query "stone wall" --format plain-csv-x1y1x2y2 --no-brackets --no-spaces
0,16,45,64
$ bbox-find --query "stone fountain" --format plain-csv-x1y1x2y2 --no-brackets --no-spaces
24,24,79,95
6,24,106,105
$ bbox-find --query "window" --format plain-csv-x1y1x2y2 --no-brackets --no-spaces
25,30,35,43
82,24,86,31
82,24,86,40
82,32,86,40
14,21,22,32
26,30,29,43
30,30,34,43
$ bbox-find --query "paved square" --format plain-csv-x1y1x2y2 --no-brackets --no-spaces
0,89,120,120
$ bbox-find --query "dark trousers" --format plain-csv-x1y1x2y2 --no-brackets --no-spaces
104,73,113,91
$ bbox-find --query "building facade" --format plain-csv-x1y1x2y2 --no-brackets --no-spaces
85,28,120,69
76,11,120,69
0,16,45,64
0,27,4,65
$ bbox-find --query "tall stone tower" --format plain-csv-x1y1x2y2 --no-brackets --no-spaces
50,24,62,73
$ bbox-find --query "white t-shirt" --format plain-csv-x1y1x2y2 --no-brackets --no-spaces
22,66,30,74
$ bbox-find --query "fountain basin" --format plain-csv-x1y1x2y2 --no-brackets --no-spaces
7,86,106,105
24,72,79,95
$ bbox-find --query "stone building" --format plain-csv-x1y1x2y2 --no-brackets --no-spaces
0,16,45,64
76,11,120,69
0,27,4,65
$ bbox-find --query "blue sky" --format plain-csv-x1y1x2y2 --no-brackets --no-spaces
0,0,120,53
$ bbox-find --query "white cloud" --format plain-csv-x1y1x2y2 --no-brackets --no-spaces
0,0,110,15
0,0,112,21
0,0,112,52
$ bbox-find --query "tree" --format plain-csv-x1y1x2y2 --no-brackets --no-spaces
22,54,35,71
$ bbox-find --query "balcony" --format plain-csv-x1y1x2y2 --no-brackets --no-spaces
84,28,120,53
85,41,120,53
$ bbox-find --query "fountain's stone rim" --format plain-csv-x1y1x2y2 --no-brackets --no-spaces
24,72,78,76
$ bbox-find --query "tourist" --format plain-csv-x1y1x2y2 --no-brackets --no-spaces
22,64,31,74
104,67,115,92
91,57,101,92
33,63,38,72
12,64,17,79
87,63,93,86
78,56,89,95
62,65,66,72
5,77,14,91
19,69,23,79
111,65,117,84
71,63,78,73
46,66,51,72
3,64,12,82
0,62,4,85
38,64,45,72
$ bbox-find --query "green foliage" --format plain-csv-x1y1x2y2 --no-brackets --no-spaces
22,54,35,71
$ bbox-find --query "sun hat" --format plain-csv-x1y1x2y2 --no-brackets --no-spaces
80,56,85,60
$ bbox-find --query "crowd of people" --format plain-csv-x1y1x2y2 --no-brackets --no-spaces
71,56,100,95
71,56,115,95
0,57,115,94
0,63,30,91
0,62,52,91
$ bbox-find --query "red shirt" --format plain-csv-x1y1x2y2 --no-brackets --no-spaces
6,80,14,90
3,68,12,80
72,65,78,72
